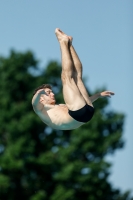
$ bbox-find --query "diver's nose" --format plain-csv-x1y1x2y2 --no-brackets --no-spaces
52,92,55,97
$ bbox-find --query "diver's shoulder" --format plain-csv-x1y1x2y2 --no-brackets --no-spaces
58,103,67,107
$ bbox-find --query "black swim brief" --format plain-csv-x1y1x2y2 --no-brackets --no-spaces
68,104,94,123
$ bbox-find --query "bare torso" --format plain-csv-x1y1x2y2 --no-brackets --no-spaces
35,104,84,130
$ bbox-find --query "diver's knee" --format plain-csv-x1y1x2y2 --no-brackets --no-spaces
61,71,73,83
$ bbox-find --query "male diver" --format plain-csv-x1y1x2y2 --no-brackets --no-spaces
32,28,114,130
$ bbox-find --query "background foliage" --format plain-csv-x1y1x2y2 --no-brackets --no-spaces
0,50,132,200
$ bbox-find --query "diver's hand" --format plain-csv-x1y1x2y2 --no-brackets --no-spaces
36,89,45,95
100,91,115,98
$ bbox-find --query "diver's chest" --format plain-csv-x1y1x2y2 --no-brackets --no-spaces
48,107,68,119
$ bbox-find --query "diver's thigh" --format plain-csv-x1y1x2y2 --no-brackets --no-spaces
62,77,86,111
77,78,93,107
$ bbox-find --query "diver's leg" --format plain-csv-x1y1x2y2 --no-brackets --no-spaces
69,44,93,107
55,28,86,110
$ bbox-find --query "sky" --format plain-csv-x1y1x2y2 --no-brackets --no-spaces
0,0,133,195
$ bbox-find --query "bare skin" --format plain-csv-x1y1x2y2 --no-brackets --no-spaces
32,28,115,130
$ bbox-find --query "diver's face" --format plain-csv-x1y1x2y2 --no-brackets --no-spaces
44,88,56,104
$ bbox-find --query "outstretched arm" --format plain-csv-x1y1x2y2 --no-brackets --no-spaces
90,91,115,103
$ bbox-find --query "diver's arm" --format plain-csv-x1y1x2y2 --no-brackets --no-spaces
90,93,100,103
90,91,115,103
32,89,45,111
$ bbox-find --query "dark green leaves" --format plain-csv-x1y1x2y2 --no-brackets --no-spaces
0,50,131,200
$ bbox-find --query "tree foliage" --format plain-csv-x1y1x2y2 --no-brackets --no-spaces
0,50,132,200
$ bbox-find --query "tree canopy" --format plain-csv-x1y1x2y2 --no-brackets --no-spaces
0,50,132,200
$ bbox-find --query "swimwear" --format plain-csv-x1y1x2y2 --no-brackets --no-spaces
68,104,94,123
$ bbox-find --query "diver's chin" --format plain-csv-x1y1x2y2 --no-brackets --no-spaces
51,99,56,105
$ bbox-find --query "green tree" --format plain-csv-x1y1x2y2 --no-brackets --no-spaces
0,50,132,200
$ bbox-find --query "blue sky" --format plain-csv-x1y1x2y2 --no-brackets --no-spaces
0,0,132,194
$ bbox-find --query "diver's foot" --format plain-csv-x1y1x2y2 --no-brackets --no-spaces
55,28,73,44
